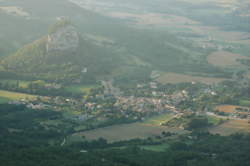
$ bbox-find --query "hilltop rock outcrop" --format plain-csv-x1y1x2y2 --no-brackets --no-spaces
46,24,79,52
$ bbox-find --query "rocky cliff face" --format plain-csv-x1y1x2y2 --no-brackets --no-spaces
46,25,79,52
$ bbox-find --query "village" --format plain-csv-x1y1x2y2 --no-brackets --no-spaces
7,77,250,130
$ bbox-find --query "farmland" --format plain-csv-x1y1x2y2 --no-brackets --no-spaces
65,84,100,94
215,105,249,113
142,113,175,126
0,79,30,89
207,51,250,67
209,119,250,136
140,143,169,152
157,72,226,84
239,100,250,107
75,122,186,142
0,90,37,101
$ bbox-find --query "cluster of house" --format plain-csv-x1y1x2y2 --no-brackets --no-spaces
113,90,189,114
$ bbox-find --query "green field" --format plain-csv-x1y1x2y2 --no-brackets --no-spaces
65,84,99,94
140,143,169,152
75,122,187,143
143,113,175,125
0,79,30,88
207,115,223,126
239,100,250,107
0,90,37,100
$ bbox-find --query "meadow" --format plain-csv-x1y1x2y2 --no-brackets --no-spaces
0,90,37,101
157,72,226,84
209,119,250,136
215,105,249,113
142,113,176,125
75,122,186,142
74,113,187,142
64,84,100,94
207,51,250,67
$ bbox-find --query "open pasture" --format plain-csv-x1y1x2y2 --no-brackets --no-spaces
0,90,37,100
215,105,249,114
157,72,226,84
209,119,250,136
65,84,99,94
207,51,250,67
75,122,186,143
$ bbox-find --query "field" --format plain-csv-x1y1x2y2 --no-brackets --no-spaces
140,143,169,152
0,79,30,89
215,105,249,113
0,90,37,100
207,115,223,126
75,121,187,142
209,119,250,136
239,100,250,107
157,72,226,84
143,113,175,125
207,51,250,67
65,84,99,94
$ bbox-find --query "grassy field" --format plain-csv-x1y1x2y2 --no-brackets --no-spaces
239,100,250,107
143,113,175,125
207,51,250,67
215,105,249,113
207,115,223,126
157,72,226,84
75,122,187,143
65,84,99,94
0,90,37,100
209,119,250,136
140,143,169,152
0,79,30,89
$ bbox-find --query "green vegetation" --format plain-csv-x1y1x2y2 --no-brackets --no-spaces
143,113,175,125
239,100,250,107
0,97,10,104
0,90,37,100
49,19,71,34
65,84,100,95
207,115,223,126
140,143,169,152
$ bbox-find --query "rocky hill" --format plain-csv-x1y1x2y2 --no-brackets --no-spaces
0,21,126,84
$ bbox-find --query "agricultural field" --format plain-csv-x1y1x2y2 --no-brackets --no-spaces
215,105,249,114
207,115,224,126
207,51,250,67
142,113,175,126
239,100,250,107
0,79,30,88
0,90,37,101
209,119,250,136
65,84,100,94
157,72,226,84
75,121,187,143
140,143,169,152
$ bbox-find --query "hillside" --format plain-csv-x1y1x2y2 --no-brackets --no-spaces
0,21,126,84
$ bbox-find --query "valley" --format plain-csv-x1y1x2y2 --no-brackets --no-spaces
0,0,250,165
